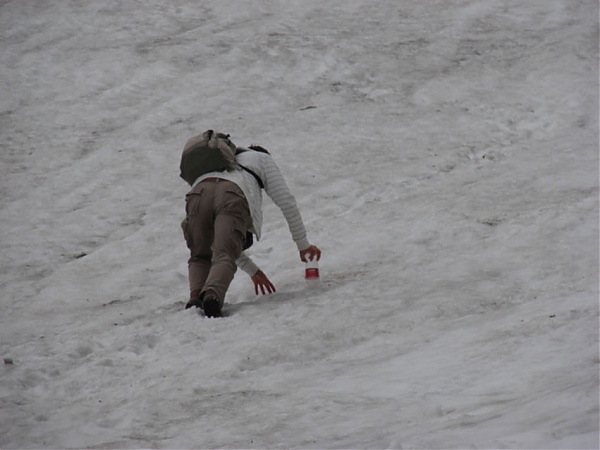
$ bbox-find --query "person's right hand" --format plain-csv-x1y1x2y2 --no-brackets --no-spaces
251,270,276,295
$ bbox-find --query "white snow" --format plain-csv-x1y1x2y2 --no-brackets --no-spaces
1,1,598,449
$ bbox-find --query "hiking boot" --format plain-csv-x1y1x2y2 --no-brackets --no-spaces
185,296,203,310
202,296,222,318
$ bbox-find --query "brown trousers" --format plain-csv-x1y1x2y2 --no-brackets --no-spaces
181,179,252,306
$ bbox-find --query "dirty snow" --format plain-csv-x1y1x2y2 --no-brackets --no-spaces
0,1,598,448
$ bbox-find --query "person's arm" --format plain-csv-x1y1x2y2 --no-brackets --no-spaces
261,156,310,251
236,252,276,295
260,154,322,262
236,252,259,276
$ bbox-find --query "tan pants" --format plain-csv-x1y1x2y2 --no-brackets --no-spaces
181,179,252,306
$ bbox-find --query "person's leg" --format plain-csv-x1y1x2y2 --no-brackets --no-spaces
201,214,245,303
201,182,251,307
181,186,215,300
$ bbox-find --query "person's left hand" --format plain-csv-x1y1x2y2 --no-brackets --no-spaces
300,244,322,262
251,270,276,295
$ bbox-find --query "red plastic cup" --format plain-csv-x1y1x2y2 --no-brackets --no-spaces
305,259,320,280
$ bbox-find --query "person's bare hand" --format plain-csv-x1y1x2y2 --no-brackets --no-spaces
300,245,322,262
251,270,276,295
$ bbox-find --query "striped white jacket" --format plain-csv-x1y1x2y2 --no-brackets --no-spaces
192,148,310,275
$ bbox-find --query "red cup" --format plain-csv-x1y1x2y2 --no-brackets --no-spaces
305,267,320,279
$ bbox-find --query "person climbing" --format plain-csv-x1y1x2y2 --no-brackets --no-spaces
180,131,321,317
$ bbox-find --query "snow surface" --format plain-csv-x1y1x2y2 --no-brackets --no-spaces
1,0,599,449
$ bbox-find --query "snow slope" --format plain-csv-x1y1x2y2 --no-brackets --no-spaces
0,0,598,448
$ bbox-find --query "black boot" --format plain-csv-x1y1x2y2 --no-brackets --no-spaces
185,296,203,310
202,296,222,318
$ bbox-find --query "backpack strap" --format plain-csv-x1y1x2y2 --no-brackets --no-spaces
235,147,265,189
239,164,264,189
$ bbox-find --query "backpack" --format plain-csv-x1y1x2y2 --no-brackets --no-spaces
179,130,237,186
180,131,271,189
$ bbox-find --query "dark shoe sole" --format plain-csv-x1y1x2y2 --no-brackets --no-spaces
203,298,222,318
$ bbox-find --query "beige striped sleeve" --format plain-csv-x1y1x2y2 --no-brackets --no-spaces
262,156,310,251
